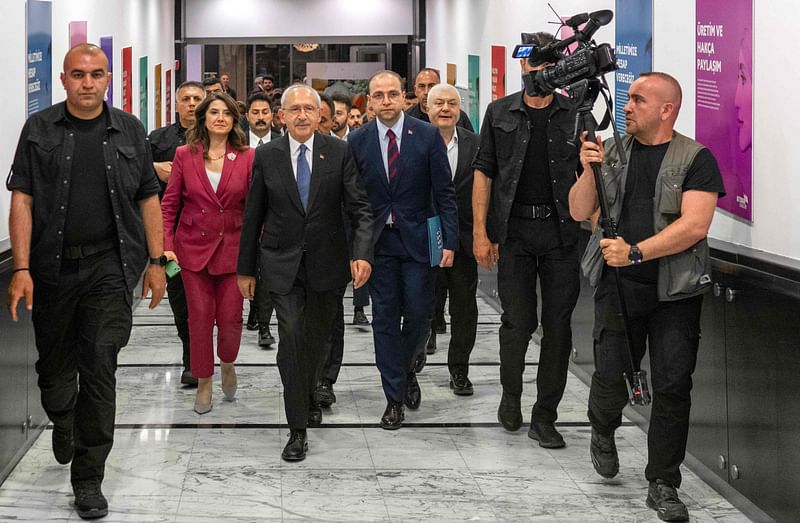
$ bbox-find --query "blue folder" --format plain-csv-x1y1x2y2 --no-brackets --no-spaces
427,215,443,267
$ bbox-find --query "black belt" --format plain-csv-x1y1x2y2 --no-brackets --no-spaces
510,203,554,220
62,239,117,260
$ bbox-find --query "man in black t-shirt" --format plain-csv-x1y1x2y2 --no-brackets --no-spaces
7,44,165,520
570,72,725,522
472,32,582,449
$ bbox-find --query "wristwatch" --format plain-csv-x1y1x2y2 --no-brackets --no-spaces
149,255,168,267
628,244,643,265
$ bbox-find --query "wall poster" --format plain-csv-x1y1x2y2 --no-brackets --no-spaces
166,69,172,126
139,56,148,133
155,63,162,129
122,47,132,113
467,54,479,132
491,45,506,101
27,0,52,117
68,21,87,47
99,36,113,107
614,0,653,133
696,0,753,221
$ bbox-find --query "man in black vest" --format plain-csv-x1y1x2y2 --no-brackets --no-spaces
570,72,724,522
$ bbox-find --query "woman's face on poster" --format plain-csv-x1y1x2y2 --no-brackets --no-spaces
734,46,752,153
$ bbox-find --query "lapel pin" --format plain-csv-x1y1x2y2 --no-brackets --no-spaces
319,154,325,160
407,129,413,136
227,152,236,161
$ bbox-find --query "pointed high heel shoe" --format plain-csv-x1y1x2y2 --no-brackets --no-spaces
194,378,213,415
221,363,238,402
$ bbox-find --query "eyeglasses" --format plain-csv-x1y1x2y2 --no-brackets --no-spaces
370,91,402,102
285,105,318,116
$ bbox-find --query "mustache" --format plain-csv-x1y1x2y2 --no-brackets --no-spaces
254,119,268,126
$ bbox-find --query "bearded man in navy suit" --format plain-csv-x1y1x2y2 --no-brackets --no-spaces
349,70,458,429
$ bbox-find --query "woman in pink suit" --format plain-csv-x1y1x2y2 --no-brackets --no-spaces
162,92,254,414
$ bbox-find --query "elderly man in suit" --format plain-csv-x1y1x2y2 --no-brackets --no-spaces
418,83,481,396
237,84,374,462
348,70,458,429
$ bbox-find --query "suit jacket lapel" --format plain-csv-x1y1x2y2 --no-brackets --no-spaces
391,117,414,194
277,137,305,214
215,144,237,197
453,128,470,187
193,147,221,205
368,122,390,193
307,134,325,211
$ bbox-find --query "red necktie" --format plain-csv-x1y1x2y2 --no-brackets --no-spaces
386,129,398,183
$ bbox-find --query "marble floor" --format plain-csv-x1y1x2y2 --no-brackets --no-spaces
0,289,751,522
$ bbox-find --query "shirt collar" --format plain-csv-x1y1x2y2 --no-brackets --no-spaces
250,129,270,145
376,111,405,140
54,101,120,130
288,132,314,156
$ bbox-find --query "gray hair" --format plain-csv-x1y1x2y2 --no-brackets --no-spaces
281,84,321,108
427,83,461,108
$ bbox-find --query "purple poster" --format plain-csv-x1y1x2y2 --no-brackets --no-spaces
696,0,753,221
100,36,113,107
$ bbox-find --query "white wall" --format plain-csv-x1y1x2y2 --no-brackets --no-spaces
0,0,174,247
185,0,414,40
427,0,799,262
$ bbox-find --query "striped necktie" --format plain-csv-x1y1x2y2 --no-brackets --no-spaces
386,129,398,183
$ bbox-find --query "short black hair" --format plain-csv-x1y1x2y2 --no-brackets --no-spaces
319,93,334,116
246,92,272,112
263,74,275,82
331,92,352,112
202,77,222,88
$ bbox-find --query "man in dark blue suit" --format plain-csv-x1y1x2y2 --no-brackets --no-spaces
349,70,458,429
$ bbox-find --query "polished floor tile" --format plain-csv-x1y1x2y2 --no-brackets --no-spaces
0,290,751,521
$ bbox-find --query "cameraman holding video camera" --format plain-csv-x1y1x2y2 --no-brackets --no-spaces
570,72,724,521
472,32,582,449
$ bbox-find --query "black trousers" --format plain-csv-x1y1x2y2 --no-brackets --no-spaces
352,282,370,308
254,251,275,327
166,273,190,370
497,217,580,423
433,269,448,321
32,249,132,484
589,276,703,487
416,253,478,376
319,289,346,384
271,257,342,429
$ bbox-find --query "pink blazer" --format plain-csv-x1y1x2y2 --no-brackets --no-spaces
162,144,254,275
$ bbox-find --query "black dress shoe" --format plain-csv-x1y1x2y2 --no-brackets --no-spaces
425,331,437,355
281,430,308,462
352,308,371,327
413,350,427,373
314,379,336,408
528,420,566,448
449,373,474,396
497,391,522,431
258,326,276,348
404,372,421,410
246,303,259,331
52,425,74,465
73,479,108,519
180,368,199,387
307,404,323,427
380,400,405,430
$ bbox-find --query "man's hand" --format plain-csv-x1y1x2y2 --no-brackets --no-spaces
141,265,166,309
473,233,499,270
439,249,455,268
153,161,173,184
165,250,179,264
600,236,633,267
238,275,256,300
351,259,372,289
579,131,605,173
7,271,34,321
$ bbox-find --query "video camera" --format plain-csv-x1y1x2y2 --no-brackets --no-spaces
512,10,617,98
